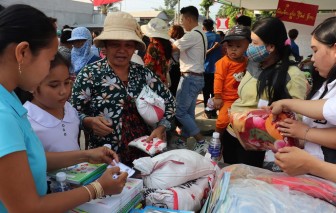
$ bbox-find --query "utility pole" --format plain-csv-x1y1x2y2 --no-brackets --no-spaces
177,0,181,24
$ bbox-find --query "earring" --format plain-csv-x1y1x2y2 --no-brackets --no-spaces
18,63,22,75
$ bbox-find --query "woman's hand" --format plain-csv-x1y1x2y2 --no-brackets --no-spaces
270,100,285,114
213,98,223,110
85,116,113,136
275,146,314,176
146,125,166,142
270,99,292,120
86,146,119,165
276,118,309,140
97,167,128,195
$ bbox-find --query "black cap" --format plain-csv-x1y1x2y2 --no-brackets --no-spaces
221,25,251,43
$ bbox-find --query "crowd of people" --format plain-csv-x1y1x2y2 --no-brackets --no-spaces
0,2,335,212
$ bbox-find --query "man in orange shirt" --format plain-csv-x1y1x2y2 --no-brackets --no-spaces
213,25,251,135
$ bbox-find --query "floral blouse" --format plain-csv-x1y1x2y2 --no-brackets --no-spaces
71,58,175,152
144,38,169,83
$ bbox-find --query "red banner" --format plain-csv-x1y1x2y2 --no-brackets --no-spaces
93,0,122,6
276,0,318,26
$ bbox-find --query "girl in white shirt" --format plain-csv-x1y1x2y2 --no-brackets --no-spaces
270,17,336,164
24,52,80,152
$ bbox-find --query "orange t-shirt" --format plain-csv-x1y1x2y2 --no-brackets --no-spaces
214,55,248,101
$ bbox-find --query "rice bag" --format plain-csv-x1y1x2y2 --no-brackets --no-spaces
144,173,215,211
133,149,219,189
128,136,167,156
136,85,165,127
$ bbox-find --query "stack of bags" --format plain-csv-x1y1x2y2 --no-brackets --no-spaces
133,149,220,212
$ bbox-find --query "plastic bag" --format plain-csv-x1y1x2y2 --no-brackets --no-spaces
223,164,336,206
133,149,219,189
218,178,336,213
205,98,215,111
136,85,165,127
128,136,167,156
230,109,299,151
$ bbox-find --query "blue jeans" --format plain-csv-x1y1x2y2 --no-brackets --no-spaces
175,74,204,138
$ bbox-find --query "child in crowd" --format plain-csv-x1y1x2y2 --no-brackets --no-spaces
213,25,251,135
24,52,80,152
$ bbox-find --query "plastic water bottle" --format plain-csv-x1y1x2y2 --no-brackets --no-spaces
208,132,221,162
50,172,71,193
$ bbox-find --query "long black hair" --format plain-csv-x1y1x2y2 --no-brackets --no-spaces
60,25,72,44
307,17,336,100
253,17,295,104
154,37,172,60
0,4,56,56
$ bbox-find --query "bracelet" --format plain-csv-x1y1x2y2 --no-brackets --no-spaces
304,127,312,142
83,185,93,201
90,181,104,199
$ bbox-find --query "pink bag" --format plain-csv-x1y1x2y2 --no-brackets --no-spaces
230,109,299,152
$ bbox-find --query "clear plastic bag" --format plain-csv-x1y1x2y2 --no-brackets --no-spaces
223,164,336,206
219,178,336,213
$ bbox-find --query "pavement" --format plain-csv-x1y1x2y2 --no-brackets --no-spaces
167,94,216,150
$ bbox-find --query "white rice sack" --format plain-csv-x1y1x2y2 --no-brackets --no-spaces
128,136,167,156
133,149,218,189
144,173,215,211
136,85,165,127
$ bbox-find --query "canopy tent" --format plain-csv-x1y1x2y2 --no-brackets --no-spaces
220,0,336,10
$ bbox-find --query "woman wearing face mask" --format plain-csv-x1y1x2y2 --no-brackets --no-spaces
68,27,101,75
222,17,307,168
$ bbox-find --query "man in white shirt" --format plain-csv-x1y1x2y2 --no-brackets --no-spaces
172,6,208,153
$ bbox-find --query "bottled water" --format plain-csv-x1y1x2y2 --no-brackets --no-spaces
50,172,71,193
208,132,221,162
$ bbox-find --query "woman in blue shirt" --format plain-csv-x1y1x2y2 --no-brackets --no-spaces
0,4,127,212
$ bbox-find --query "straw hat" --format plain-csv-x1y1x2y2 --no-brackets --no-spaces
94,11,146,51
141,18,170,40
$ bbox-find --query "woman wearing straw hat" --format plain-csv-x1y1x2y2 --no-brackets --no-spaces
141,18,172,85
71,12,175,166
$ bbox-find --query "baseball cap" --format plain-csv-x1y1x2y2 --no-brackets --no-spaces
221,25,251,43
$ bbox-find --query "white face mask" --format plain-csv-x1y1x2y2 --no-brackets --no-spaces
246,44,270,62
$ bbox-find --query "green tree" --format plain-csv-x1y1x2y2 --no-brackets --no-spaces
154,6,175,22
200,0,214,19
99,3,117,15
216,4,254,28
258,10,276,20
164,0,178,10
